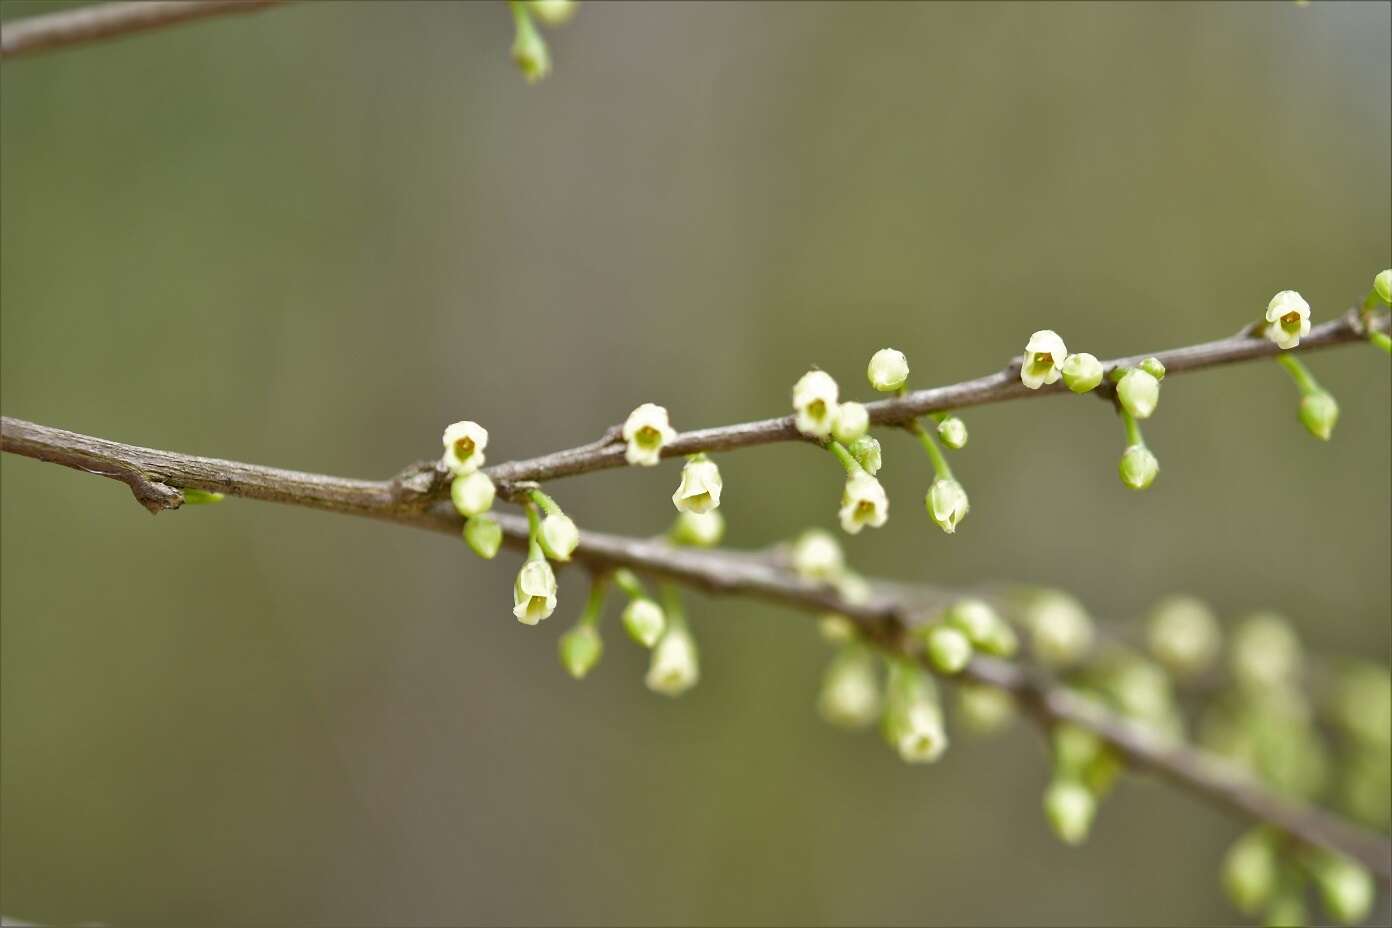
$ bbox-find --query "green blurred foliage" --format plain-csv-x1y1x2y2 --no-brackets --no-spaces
1,1,1388,925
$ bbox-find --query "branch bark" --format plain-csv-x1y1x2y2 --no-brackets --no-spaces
3,414,1389,881
0,0,284,59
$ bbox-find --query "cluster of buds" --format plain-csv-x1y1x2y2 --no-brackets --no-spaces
443,421,505,559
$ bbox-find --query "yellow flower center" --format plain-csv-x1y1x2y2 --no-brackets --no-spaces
453,436,475,459
808,399,826,419
1280,311,1301,330
636,425,661,447
1034,352,1055,368
855,499,876,517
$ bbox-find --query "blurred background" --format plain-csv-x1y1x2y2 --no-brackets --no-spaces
1,1,1389,924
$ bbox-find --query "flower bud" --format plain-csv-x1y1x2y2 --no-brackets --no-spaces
1376,269,1392,306
441,420,489,474
1313,854,1374,926
559,623,603,679
539,512,579,561
847,435,882,475
839,471,889,535
925,478,969,534
622,597,666,648
451,471,496,517
622,403,676,467
1119,444,1159,490
1117,369,1161,419
924,625,973,674
1146,595,1221,676
1139,356,1166,381
1298,391,1338,441
1231,614,1302,689
1043,779,1096,845
1109,660,1174,722
831,401,870,444
792,529,845,580
509,3,551,83
1021,330,1068,389
671,457,723,514
956,683,1015,734
818,614,856,643
528,0,578,26
1265,290,1312,350
793,370,840,437
867,348,909,392
945,598,1017,657
512,558,558,625
646,620,699,696
818,646,881,728
1051,724,1103,780
1332,664,1391,747
1222,830,1277,916
1264,887,1306,928
463,514,503,559
1027,591,1094,668
937,416,968,449
670,510,725,548
181,489,224,505
1061,353,1104,393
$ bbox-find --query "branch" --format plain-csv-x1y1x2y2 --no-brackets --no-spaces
485,310,1390,486
0,0,284,59
3,414,1388,881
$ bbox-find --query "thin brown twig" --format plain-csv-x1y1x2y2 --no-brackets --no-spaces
2,413,1388,881
0,0,284,59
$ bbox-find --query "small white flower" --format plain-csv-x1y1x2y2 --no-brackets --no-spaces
671,510,725,548
791,529,845,580
512,558,558,625
936,416,968,449
1264,290,1311,350
1117,369,1160,419
838,471,889,535
622,598,666,648
1020,330,1068,389
793,370,840,438
926,478,969,534
894,701,948,763
450,471,496,517
831,401,870,444
646,622,699,696
441,421,489,474
622,403,677,467
671,457,723,514
867,348,910,392
540,512,579,561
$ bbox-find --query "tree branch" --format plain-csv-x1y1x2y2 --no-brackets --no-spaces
485,309,1389,486
0,0,284,59
3,414,1389,881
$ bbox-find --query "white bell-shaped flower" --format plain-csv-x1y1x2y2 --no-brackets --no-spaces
441,421,489,474
622,403,677,467
793,370,840,437
1264,290,1311,350
1020,330,1068,389
671,457,723,514
926,478,969,534
838,471,889,535
512,558,558,626
646,622,699,696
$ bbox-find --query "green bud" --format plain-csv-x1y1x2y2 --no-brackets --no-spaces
1052,723,1104,779
510,2,551,83
1264,885,1306,928
1061,352,1104,393
452,471,497,517
463,514,503,559
1313,854,1373,926
528,0,578,26
1117,369,1161,419
925,478,970,534
670,510,725,548
956,682,1015,734
621,597,665,648
1375,269,1392,306
881,661,948,764
1043,779,1096,845
936,416,968,449
847,435,882,475
1139,356,1166,381
1298,391,1338,441
1027,591,1095,668
559,623,603,679
924,625,973,674
944,598,1012,654
1119,443,1159,490
1146,595,1221,676
818,645,881,728
1231,613,1302,689
180,489,224,505
818,614,856,643
1223,830,1277,916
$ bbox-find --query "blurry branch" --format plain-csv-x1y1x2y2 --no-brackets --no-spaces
0,0,284,59
485,310,1389,487
2,413,1389,881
